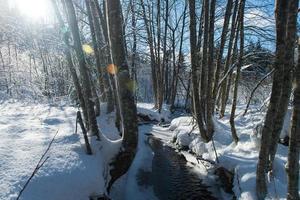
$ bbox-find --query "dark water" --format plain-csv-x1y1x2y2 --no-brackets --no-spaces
137,135,217,200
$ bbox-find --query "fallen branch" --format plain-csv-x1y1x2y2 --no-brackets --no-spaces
196,155,216,165
17,130,59,200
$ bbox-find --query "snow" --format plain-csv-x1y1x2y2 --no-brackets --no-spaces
137,103,171,122
280,108,292,139
1,100,297,200
110,125,158,200
0,101,120,200
167,104,299,200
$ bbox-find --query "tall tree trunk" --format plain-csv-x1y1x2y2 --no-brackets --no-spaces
64,0,100,139
229,0,245,144
206,0,216,139
200,0,209,115
287,39,300,200
157,0,164,112
268,0,298,170
169,3,187,110
256,0,289,198
51,0,89,127
219,0,239,118
212,0,233,102
91,0,115,113
130,0,137,100
105,0,138,192
189,0,210,142
140,0,159,108
85,0,105,102
162,0,169,104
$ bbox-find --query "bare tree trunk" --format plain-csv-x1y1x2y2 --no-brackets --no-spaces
51,0,89,127
212,0,233,102
200,0,209,114
130,0,137,100
156,0,164,113
90,74,101,117
287,39,300,200
162,0,169,104
140,0,159,108
219,0,239,118
105,0,138,192
189,0,209,142
64,0,100,139
229,0,245,144
85,0,105,102
256,0,289,198
268,0,298,170
91,0,115,113
206,0,216,139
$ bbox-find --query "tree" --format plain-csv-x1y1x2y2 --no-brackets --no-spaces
256,0,298,199
212,0,233,102
189,0,209,142
105,0,138,192
63,0,100,139
218,0,239,118
90,0,115,114
189,0,216,142
287,39,300,200
51,0,89,127
229,0,245,144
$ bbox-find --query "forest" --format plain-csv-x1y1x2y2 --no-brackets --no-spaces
0,0,299,199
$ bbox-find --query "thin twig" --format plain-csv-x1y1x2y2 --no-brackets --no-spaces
17,130,59,200
243,69,274,116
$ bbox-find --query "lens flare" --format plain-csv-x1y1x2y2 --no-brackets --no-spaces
107,64,118,75
82,44,94,55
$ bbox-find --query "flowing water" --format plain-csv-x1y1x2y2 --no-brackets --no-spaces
136,134,217,200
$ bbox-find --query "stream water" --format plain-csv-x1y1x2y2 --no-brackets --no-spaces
136,133,217,200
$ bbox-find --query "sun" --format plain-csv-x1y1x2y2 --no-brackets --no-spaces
10,0,52,21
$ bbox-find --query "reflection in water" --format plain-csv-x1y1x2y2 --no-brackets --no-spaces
137,136,217,200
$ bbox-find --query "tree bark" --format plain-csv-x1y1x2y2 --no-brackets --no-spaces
287,39,300,200
51,0,89,127
219,0,239,118
140,0,159,108
206,0,216,139
212,0,233,102
189,0,209,142
229,0,245,144
85,0,105,102
130,0,137,100
105,0,138,192
256,0,289,198
64,0,100,139
268,0,298,170
91,0,115,113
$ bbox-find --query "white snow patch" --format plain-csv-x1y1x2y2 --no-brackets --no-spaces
137,103,171,122
0,102,121,200
167,104,298,200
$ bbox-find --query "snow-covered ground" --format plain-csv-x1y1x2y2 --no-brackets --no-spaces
0,101,120,200
169,105,296,200
1,100,297,200
137,103,171,122
110,124,158,200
